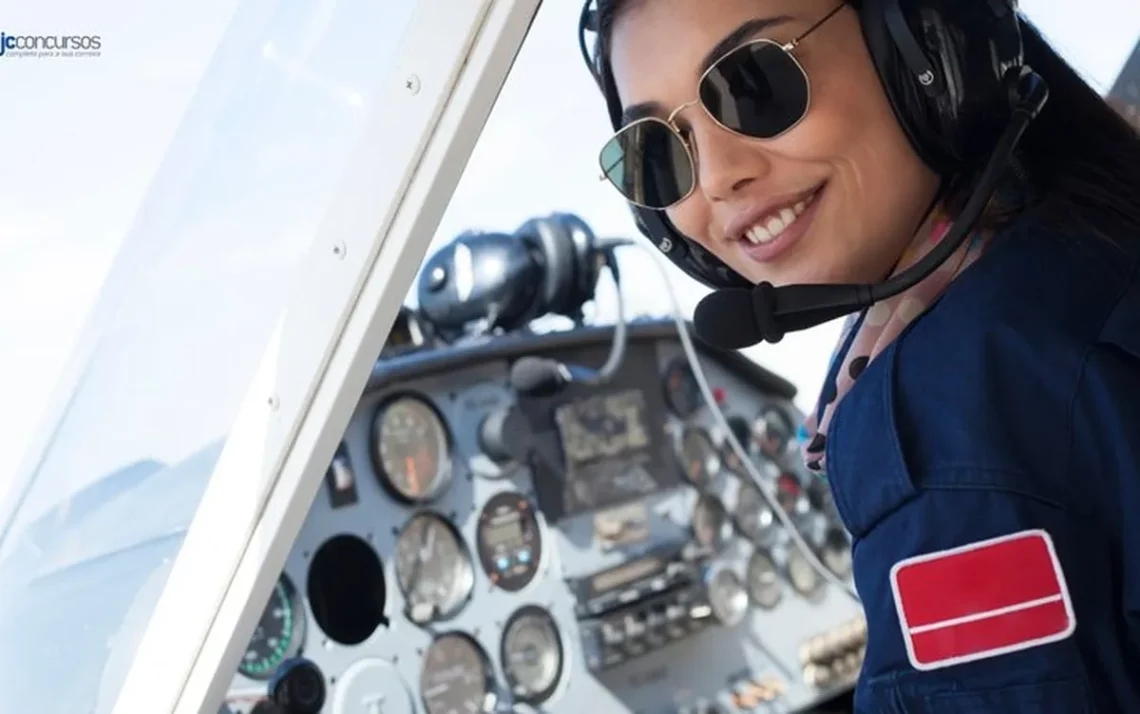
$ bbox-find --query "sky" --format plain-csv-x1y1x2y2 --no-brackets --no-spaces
0,0,1136,515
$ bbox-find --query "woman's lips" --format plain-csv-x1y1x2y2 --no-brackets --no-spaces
737,183,825,265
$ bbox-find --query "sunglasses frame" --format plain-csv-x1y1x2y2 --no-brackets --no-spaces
598,5,844,210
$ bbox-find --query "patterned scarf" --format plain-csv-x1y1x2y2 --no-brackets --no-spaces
798,209,990,477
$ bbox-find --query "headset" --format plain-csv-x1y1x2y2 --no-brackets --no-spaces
578,0,1049,344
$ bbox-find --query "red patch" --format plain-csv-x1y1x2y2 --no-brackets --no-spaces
890,529,1076,671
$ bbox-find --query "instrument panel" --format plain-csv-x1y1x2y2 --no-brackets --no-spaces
221,321,865,714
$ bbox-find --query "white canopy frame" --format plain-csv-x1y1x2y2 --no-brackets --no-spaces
110,1,541,711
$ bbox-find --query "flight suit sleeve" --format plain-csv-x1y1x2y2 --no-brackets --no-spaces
854,340,1140,712
852,478,1102,712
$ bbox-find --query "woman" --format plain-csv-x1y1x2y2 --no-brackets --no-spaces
586,0,1140,711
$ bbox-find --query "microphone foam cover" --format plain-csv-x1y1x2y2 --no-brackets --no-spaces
693,288,767,349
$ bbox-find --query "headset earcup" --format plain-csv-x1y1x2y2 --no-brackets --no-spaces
516,214,602,319
858,0,954,172
559,213,604,310
858,0,1024,175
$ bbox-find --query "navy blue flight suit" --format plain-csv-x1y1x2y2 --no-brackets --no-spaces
821,210,1140,712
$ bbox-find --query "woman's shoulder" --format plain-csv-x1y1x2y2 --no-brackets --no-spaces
825,210,1140,534
950,210,1137,333
874,210,1139,484
902,208,1140,372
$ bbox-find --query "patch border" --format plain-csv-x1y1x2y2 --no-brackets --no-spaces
888,528,1076,672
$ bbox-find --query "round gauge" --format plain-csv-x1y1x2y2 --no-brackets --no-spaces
733,483,778,544
663,357,703,417
786,545,825,600
820,526,853,577
239,575,304,680
678,427,720,487
395,513,474,623
373,395,452,502
691,493,729,550
720,445,745,477
746,550,783,609
776,473,809,516
501,606,563,704
421,633,496,714
477,492,543,592
706,566,748,626
754,404,795,457
721,415,752,474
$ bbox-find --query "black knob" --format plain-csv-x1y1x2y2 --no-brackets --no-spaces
268,658,326,714
479,405,532,463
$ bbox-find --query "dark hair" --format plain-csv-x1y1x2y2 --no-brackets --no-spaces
591,0,1140,245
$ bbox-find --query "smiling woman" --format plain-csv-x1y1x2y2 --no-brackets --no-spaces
583,0,1140,711
604,0,939,288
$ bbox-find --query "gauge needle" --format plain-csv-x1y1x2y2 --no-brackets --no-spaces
420,524,436,559
406,455,420,495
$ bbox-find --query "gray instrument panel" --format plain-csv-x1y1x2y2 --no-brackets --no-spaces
222,324,866,714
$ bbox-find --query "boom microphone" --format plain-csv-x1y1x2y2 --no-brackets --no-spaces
694,69,1049,350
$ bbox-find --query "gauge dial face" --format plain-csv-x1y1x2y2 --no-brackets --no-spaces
663,358,702,417
691,493,729,550
820,526,853,577
476,492,542,592
733,483,777,543
754,405,794,457
678,428,720,487
720,444,745,476
746,550,783,609
395,513,474,623
421,633,495,714
707,567,748,626
239,575,304,680
374,396,451,501
775,473,808,516
501,606,563,703
786,546,824,599
721,415,752,474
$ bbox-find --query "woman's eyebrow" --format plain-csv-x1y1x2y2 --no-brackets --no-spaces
619,15,794,126
699,15,793,76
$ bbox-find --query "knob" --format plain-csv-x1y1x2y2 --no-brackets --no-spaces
479,405,531,462
269,658,326,714
601,621,624,645
803,662,833,688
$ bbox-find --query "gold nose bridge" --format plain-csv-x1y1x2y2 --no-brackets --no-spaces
666,98,700,129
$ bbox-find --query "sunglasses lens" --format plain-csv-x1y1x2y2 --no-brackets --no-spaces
600,119,693,208
699,41,809,138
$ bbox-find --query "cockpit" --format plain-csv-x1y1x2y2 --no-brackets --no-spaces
0,2,1135,714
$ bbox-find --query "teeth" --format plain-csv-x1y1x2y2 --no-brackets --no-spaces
743,191,815,244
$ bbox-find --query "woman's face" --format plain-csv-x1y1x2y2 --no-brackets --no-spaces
608,0,940,286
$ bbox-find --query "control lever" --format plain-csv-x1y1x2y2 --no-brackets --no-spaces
479,404,533,463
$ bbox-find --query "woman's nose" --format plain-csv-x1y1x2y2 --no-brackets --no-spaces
689,115,772,201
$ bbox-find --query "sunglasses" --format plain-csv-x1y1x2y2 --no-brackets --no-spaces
598,5,844,210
